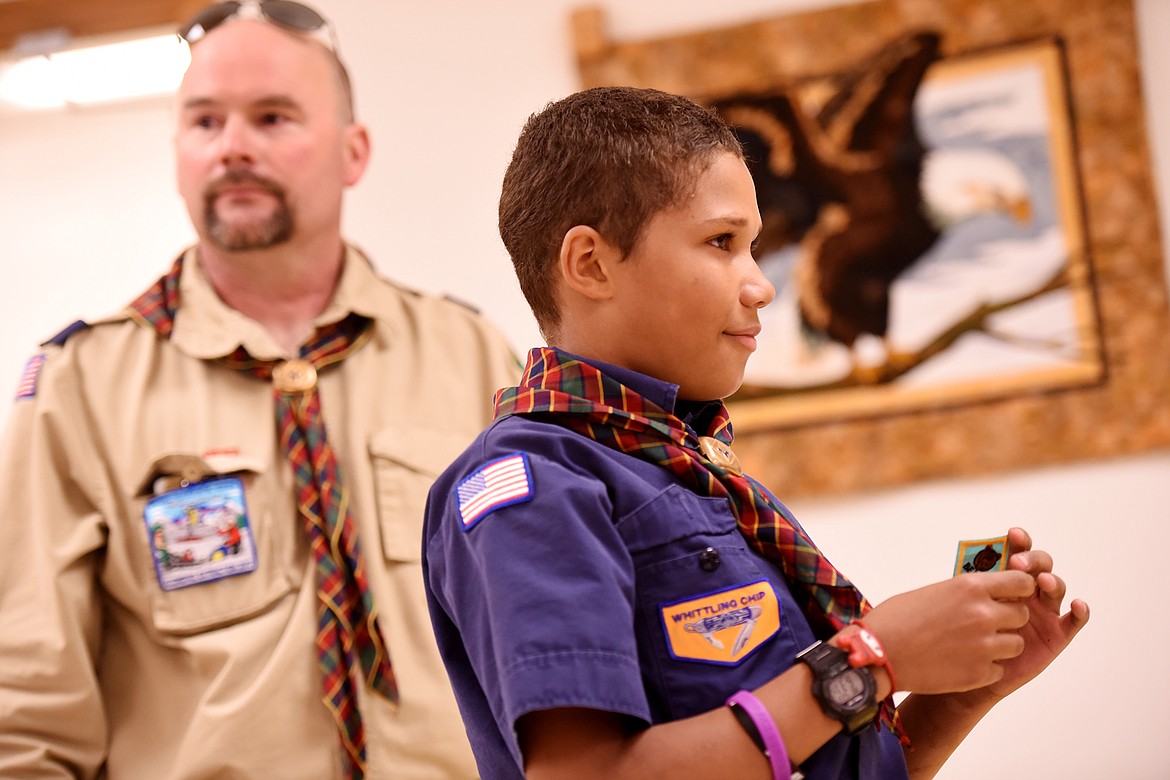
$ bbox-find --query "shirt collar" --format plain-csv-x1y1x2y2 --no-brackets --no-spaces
171,244,389,361
544,347,728,441
554,348,681,414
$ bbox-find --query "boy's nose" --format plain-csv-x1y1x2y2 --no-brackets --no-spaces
743,260,776,309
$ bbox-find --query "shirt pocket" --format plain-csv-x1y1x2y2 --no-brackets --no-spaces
618,485,797,720
617,484,737,554
368,425,473,562
126,451,295,635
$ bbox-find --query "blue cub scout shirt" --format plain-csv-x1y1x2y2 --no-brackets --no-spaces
422,356,908,780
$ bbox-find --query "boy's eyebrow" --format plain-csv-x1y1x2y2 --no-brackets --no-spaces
703,214,761,229
704,215,764,238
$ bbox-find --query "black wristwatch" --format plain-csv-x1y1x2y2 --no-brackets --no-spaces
795,640,878,736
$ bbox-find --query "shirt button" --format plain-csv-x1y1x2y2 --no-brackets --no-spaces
698,547,721,572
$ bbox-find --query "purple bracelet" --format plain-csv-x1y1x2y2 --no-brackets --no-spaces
726,689,791,780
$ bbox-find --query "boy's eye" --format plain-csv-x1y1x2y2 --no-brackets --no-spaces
709,233,733,251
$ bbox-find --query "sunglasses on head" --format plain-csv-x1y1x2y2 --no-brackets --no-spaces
179,0,338,52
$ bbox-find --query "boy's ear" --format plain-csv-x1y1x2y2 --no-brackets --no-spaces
559,225,618,301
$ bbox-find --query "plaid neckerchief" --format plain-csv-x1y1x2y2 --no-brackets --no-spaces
129,254,396,779
494,346,903,738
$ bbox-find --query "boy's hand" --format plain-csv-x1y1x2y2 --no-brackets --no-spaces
862,570,1036,694
978,526,1090,700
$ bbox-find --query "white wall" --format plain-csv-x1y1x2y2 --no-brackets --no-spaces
1,1,1165,777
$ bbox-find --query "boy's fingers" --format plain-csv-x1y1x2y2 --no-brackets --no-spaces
1066,599,1091,635
1007,526,1033,553
984,570,1037,599
994,631,1027,661
1002,601,1031,630
1035,571,1067,609
1009,548,1053,577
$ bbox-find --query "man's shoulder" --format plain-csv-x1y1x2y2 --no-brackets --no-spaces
40,319,91,348
363,271,518,370
37,307,139,348
35,307,145,360
11,310,143,406
359,262,493,325
377,277,486,321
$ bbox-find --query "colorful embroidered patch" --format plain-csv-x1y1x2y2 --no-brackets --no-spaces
14,353,47,400
143,477,258,591
660,579,781,666
954,535,1010,576
457,453,533,530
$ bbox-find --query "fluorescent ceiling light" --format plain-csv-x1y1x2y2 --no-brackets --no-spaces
0,33,190,110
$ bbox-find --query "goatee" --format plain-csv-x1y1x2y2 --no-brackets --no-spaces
203,171,294,251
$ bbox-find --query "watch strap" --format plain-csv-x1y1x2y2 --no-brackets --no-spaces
836,621,898,693
796,640,878,736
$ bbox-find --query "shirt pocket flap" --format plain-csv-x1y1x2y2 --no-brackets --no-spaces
369,425,474,562
135,451,269,497
617,484,737,554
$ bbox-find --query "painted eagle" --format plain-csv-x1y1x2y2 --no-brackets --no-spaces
713,32,946,353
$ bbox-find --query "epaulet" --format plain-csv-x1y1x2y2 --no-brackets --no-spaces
442,293,482,315
16,321,86,401
40,319,90,348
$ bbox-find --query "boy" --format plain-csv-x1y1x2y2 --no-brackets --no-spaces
422,86,1088,779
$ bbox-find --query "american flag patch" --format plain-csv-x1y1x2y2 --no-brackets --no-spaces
457,453,533,530
15,353,47,400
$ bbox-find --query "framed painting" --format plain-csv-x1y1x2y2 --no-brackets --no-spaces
572,0,1170,495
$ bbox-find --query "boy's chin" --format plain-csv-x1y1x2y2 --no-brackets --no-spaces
677,376,745,402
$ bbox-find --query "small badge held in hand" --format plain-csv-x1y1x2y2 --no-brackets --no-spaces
954,535,1009,576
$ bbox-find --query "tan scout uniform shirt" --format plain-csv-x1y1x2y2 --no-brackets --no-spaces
0,247,520,779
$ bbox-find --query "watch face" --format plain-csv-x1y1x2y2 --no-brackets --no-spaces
797,641,879,735
826,669,867,708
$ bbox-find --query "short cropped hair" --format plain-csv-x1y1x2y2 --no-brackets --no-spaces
498,86,743,338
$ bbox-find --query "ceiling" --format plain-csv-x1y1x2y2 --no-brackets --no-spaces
0,0,208,54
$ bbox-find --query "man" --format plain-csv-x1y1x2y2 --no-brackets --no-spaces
0,2,518,778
